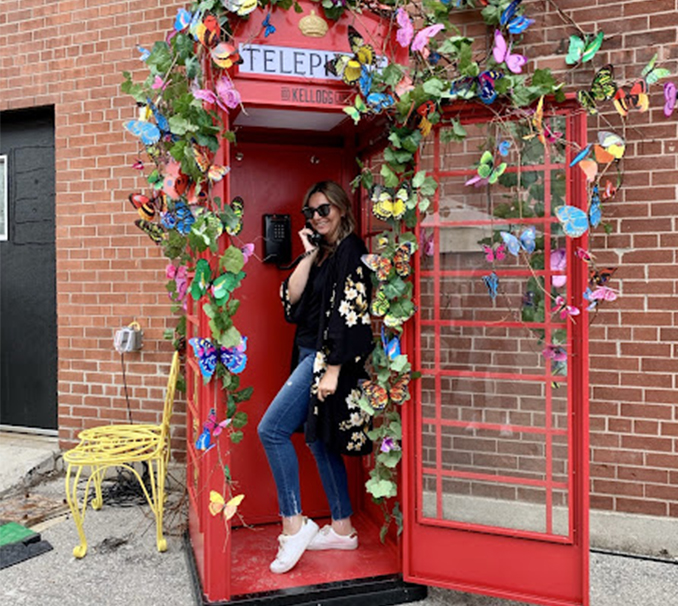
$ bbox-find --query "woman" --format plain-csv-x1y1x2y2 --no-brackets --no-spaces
258,181,373,574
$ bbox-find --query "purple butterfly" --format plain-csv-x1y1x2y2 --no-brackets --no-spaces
493,30,527,74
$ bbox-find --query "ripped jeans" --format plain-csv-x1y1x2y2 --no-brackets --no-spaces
258,347,353,520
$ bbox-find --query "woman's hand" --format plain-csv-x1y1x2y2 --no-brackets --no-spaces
299,227,318,253
317,364,340,401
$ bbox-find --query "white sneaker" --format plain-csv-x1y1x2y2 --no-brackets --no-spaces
307,525,358,551
269,518,319,574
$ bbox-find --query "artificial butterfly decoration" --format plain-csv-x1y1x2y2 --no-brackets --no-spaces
195,408,232,452
525,96,562,145
135,219,165,244
588,185,602,229
361,241,416,281
366,92,396,114
161,201,195,235
384,308,414,329
578,65,617,114
381,326,401,360
223,196,244,236
380,437,400,453
500,0,534,34
395,9,445,60
555,202,599,239
343,94,368,125
642,53,671,86
124,119,161,146
595,131,625,162
420,229,435,257
136,45,151,62
361,376,411,411
166,262,188,308
482,272,499,300
190,258,245,306
209,491,245,522
371,185,406,222
466,151,507,187
565,31,604,66
584,285,618,311
162,160,189,200
478,71,502,104
189,336,248,381
576,247,594,263
551,247,567,289
223,0,258,17
493,30,527,74
211,42,243,70
613,79,649,117
132,158,144,170
664,81,676,117
241,243,255,264
129,193,160,221
589,266,617,287
327,26,375,87
500,227,536,255
416,100,436,137
262,13,275,37
542,344,567,362
483,242,506,262
498,140,511,156
195,13,220,48
552,295,580,320
371,288,389,317
192,76,242,111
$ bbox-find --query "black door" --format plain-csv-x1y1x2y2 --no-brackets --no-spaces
0,107,57,430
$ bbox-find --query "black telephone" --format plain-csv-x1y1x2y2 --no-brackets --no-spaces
263,214,292,264
306,222,323,248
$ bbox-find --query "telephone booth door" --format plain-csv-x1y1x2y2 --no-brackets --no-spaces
399,104,590,606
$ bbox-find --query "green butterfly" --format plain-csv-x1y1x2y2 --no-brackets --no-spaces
371,288,389,317
190,258,245,305
642,53,671,85
565,32,604,65
343,95,368,125
577,64,617,114
220,196,244,236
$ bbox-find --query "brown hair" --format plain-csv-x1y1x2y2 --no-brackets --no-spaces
302,181,356,253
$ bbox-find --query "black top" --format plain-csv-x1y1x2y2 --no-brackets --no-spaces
294,261,328,351
280,233,374,456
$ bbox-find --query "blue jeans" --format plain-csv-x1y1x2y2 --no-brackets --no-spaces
258,347,353,520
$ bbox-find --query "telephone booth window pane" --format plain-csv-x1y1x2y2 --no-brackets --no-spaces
0,155,7,241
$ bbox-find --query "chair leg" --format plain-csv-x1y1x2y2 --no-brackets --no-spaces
64,463,90,558
91,466,104,510
151,457,168,552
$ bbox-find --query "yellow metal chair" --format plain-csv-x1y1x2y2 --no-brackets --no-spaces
63,350,180,558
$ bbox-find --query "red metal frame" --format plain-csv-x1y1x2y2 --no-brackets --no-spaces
403,100,590,606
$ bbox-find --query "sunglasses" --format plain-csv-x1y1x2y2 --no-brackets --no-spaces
302,203,332,220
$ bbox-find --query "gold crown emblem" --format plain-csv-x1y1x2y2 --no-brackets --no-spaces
299,10,328,38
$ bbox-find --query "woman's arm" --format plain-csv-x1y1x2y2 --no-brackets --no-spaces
286,226,320,304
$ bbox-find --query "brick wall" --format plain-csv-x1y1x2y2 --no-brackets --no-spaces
1,0,678,518
0,0,187,455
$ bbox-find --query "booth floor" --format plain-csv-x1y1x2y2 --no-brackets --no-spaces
229,513,400,595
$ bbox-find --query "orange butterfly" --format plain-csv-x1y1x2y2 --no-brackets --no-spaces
209,491,244,521
362,376,411,411
195,14,220,48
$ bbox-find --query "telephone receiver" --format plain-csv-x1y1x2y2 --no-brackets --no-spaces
305,222,323,248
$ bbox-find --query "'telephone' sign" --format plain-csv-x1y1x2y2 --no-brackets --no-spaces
239,44,340,80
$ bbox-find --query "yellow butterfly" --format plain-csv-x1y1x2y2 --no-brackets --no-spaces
207,164,230,183
327,26,374,86
371,186,406,222
209,491,244,521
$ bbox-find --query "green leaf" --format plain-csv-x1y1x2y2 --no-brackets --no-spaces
226,394,237,417
218,325,242,349
412,170,427,189
366,477,398,499
440,119,467,143
230,430,244,444
422,78,448,99
220,245,245,274
168,115,198,135
377,449,402,469
231,411,248,429
233,386,253,403
389,355,409,373
381,63,405,88
380,164,399,188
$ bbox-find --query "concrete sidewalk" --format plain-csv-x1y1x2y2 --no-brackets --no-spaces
2,435,678,606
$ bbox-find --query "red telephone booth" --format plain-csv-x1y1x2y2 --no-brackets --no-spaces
184,5,589,606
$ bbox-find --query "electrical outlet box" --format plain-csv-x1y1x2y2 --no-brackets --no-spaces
114,326,143,353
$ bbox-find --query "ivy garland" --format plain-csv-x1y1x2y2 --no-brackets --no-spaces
122,0,661,536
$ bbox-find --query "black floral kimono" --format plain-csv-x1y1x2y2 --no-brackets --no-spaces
280,233,374,456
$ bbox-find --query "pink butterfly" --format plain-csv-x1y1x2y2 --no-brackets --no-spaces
575,247,594,262
552,295,580,319
395,9,444,60
588,286,617,302
132,158,144,170
664,82,676,117
542,344,567,362
483,243,506,262
493,30,527,74
166,263,188,308
551,248,567,288
395,74,415,98
214,76,241,110
420,229,434,257
241,243,255,264
151,75,167,90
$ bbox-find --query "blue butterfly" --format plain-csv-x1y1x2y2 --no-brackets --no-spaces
428,52,442,66
555,205,590,238
366,92,395,114
381,326,401,360
124,120,160,145
589,185,602,228
174,8,192,32
358,66,373,97
500,0,522,26
161,201,195,235
507,15,534,35
190,338,219,380
136,45,151,61
498,140,511,156
482,272,499,300
500,227,536,255
262,13,276,37
570,144,592,167
221,338,248,374
478,71,502,104
146,98,169,134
